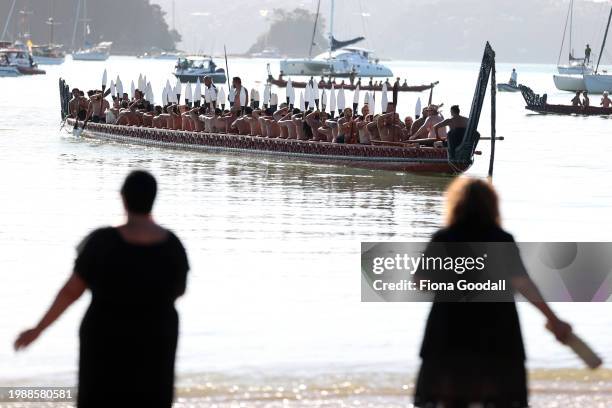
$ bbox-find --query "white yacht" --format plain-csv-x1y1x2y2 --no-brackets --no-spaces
72,42,112,61
70,0,111,61
582,7,612,94
281,47,392,77
553,0,593,91
279,0,393,78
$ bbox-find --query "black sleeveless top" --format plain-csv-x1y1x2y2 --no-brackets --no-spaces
419,225,528,360
74,227,189,407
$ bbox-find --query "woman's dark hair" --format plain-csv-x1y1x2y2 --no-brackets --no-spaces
445,176,500,228
120,171,157,214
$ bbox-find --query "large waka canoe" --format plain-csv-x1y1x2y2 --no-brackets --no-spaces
59,41,502,175
64,118,468,174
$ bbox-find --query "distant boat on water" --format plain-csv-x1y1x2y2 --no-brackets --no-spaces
279,0,392,78
582,7,612,94
173,56,227,83
251,47,282,59
70,0,111,61
32,43,65,65
139,47,185,60
0,41,46,76
553,0,593,92
72,41,112,61
32,16,65,65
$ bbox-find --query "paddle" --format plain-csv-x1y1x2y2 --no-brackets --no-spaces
224,45,231,97
546,323,603,369
101,69,107,93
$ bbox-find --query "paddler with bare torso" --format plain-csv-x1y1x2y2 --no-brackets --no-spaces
432,105,468,150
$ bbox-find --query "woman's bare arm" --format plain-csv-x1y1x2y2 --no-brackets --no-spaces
511,276,572,342
14,273,87,350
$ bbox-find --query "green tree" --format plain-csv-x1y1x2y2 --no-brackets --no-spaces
0,0,179,54
247,8,328,57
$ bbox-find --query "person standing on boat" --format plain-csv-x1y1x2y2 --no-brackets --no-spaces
585,44,592,64
509,68,518,86
601,91,611,108
231,77,248,111
14,170,190,408
203,76,217,110
413,176,572,408
571,91,582,107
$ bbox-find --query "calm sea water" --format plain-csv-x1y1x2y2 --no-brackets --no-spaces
0,56,611,406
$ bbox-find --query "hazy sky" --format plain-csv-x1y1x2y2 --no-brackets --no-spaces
152,0,612,63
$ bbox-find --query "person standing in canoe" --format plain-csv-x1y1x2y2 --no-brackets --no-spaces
413,176,572,408
14,170,189,408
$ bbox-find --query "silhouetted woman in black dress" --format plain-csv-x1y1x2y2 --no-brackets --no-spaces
15,171,189,407
414,177,572,408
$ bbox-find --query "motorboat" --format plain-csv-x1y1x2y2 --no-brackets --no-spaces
497,83,521,92
0,42,46,75
72,42,112,61
0,65,20,77
173,56,227,83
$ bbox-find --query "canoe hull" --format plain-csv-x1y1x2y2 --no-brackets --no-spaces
525,104,612,115
66,119,468,174
268,76,437,93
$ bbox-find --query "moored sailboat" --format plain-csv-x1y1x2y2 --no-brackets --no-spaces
583,7,612,94
279,0,393,78
553,0,593,92
71,0,111,61
32,16,65,65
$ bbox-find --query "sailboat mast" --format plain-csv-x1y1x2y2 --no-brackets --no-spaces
596,6,612,73
308,0,321,58
329,0,335,59
82,0,88,44
557,0,572,65
569,0,573,57
1,0,18,41
172,0,175,31
71,0,81,50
